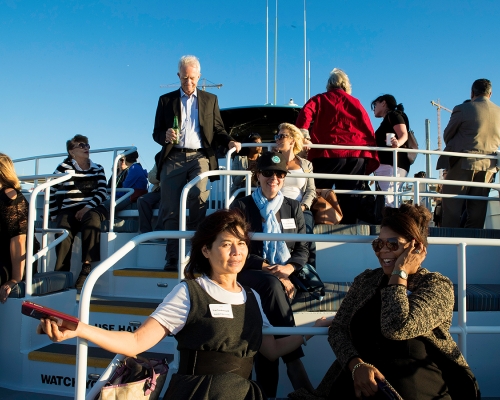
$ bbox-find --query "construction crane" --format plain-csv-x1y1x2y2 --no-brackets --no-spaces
430,99,452,151
159,78,222,91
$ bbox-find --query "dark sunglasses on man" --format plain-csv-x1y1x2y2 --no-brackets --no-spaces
260,170,287,179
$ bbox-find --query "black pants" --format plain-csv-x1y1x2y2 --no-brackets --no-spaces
237,268,304,397
311,157,367,224
54,206,107,272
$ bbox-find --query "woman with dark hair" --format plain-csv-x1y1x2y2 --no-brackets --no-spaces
371,94,411,207
290,204,480,400
48,135,108,290
38,208,329,400
230,133,263,197
230,151,315,398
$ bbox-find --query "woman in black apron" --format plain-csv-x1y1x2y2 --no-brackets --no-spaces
38,209,330,400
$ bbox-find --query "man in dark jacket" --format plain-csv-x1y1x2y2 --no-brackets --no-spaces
152,55,240,270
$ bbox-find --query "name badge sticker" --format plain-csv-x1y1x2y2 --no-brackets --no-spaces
281,218,297,229
209,304,234,318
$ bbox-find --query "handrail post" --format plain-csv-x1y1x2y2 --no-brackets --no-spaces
42,179,51,272
457,242,467,359
414,179,420,205
34,158,40,187
225,147,236,208
392,148,399,207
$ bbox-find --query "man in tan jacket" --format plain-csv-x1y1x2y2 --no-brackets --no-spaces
437,79,500,228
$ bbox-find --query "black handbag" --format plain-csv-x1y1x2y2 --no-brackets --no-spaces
357,182,385,225
289,263,325,300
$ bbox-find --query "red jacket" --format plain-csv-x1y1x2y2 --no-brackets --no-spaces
296,89,380,174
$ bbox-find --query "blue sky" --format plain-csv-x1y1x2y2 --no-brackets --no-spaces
2,0,500,178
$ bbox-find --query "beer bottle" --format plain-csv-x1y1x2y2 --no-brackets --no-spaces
172,116,180,145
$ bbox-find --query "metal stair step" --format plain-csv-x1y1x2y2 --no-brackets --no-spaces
113,267,179,279
28,343,173,368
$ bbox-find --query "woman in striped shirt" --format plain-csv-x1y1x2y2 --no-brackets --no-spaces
49,135,108,290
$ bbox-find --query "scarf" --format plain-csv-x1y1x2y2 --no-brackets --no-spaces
252,187,291,265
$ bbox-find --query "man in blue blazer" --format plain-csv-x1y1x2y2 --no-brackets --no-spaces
152,55,240,270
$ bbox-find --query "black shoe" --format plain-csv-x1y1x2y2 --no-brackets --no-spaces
163,258,178,272
75,263,92,290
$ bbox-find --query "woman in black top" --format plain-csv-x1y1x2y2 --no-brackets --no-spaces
0,153,34,303
371,94,411,207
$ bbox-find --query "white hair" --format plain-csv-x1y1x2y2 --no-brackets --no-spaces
326,68,352,94
178,55,201,73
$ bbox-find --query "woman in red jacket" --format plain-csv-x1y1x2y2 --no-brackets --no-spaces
296,68,379,223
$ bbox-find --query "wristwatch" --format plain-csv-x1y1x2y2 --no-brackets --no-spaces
391,269,408,280
302,204,309,211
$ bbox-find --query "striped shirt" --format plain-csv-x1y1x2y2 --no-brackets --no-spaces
49,158,107,217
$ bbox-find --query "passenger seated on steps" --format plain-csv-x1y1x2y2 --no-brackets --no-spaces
137,152,163,234
103,150,148,213
49,135,108,290
289,204,480,400
0,153,38,303
230,152,316,398
37,209,331,400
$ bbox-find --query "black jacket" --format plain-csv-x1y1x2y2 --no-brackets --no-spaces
230,195,309,270
152,89,233,181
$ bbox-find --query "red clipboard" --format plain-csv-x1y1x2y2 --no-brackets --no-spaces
21,301,79,331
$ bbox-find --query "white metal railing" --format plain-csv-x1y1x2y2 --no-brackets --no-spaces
224,143,500,208
14,146,137,238
22,173,75,295
76,229,500,400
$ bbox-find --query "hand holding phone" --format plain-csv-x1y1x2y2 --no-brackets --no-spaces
21,301,79,331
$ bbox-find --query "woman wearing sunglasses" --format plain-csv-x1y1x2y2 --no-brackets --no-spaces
274,122,317,266
230,151,314,398
48,135,108,290
291,204,480,400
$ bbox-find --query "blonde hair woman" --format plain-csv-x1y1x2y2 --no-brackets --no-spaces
0,153,33,303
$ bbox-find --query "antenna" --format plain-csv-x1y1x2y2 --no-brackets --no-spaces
303,0,307,104
274,0,278,105
430,99,452,151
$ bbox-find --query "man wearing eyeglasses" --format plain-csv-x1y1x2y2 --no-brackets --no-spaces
152,55,241,271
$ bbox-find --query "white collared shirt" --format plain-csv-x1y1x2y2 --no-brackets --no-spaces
178,88,203,149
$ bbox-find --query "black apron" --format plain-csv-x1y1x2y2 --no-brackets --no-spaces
163,279,266,400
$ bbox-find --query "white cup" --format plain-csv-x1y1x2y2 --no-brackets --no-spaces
386,133,395,146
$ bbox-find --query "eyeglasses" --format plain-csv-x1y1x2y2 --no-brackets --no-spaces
260,170,287,179
75,143,90,149
120,159,126,163
371,237,404,252
274,133,291,141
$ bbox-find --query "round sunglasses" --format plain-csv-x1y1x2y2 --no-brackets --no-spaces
260,170,287,179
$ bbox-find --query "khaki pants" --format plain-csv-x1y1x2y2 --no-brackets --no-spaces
441,161,495,228
159,150,210,261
